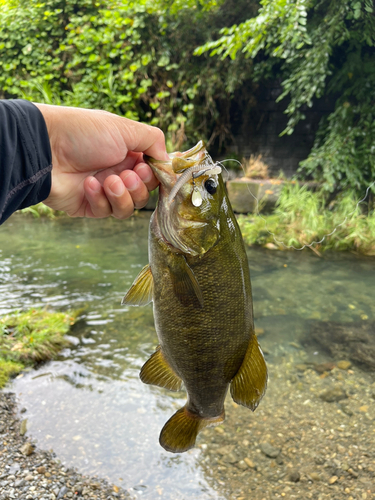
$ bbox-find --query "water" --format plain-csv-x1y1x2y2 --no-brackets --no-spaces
1,214,374,499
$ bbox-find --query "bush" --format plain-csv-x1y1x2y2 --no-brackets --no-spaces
197,0,375,193
0,0,257,149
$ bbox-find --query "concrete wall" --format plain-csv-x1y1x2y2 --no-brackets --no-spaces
226,80,335,178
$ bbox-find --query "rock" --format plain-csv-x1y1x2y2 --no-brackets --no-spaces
264,243,278,250
312,362,335,374
222,452,238,464
57,485,68,499
289,471,300,482
339,402,354,416
14,478,25,488
244,458,256,468
309,472,321,481
20,442,35,456
216,445,235,455
295,364,309,372
260,442,280,458
8,463,21,475
319,386,348,403
337,360,351,370
328,475,338,484
25,474,34,481
20,418,27,436
237,460,248,470
306,320,375,371
37,466,46,474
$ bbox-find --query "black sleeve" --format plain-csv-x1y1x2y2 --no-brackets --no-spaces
0,99,52,225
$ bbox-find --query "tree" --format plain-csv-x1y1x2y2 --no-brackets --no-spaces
197,0,375,193
0,0,257,149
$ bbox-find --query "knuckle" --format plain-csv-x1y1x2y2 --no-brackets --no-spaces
153,126,165,141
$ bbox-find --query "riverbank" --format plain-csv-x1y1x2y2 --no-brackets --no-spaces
0,391,132,499
0,309,80,389
18,184,375,256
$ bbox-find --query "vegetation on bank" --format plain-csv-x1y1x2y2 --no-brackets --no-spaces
0,0,373,196
0,0,256,151
0,308,80,387
18,203,63,219
198,0,375,194
238,184,375,255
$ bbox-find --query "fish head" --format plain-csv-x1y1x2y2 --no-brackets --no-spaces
146,141,224,256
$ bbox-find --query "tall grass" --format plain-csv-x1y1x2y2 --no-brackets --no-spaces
238,184,375,255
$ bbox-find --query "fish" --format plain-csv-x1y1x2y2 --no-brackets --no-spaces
122,140,267,453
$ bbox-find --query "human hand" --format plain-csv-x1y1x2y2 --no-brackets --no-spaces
34,104,167,218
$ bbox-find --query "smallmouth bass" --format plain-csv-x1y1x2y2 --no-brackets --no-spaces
122,141,267,453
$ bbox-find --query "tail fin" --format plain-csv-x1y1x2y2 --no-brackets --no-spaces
159,406,224,453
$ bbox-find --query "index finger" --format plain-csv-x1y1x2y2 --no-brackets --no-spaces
116,118,168,161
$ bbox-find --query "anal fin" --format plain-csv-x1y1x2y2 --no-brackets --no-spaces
121,264,153,306
140,346,183,392
230,334,268,411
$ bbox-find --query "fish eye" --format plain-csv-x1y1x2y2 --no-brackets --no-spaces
204,178,217,195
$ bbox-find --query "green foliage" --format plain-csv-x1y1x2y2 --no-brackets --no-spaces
0,359,24,388
197,0,375,192
0,0,256,148
238,184,375,254
0,308,80,387
18,202,64,218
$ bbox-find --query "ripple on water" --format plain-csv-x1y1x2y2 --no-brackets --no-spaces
1,215,374,499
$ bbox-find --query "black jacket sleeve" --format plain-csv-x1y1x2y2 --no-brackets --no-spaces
0,99,52,225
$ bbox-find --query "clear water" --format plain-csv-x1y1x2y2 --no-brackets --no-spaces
1,214,374,499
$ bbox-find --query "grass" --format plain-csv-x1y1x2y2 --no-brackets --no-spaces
238,184,375,255
18,203,64,219
0,308,80,387
242,154,269,179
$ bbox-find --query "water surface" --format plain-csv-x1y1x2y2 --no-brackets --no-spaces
1,214,374,499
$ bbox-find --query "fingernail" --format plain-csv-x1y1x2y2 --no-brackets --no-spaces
137,165,153,183
123,173,139,191
109,179,125,196
89,177,101,193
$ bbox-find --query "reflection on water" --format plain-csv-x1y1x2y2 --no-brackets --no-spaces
1,214,374,499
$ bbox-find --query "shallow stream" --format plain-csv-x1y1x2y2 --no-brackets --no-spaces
0,214,374,499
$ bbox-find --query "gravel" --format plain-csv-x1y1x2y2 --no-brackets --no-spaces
0,392,132,500
1,350,375,500
197,353,375,500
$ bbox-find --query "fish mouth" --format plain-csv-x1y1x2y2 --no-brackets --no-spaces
145,141,208,192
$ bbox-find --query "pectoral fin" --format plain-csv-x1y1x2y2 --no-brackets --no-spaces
230,334,268,411
170,257,204,308
140,346,183,392
121,264,153,306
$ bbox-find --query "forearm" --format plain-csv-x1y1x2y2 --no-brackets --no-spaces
0,99,52,225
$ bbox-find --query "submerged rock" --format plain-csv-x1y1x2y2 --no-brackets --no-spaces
319,386,348,403
260,442,280,458
337,360,352,370
305,320,375,371
20,442,34,456
289,471,301,482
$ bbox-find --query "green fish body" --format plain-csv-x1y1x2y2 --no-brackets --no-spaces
122,141,267,453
